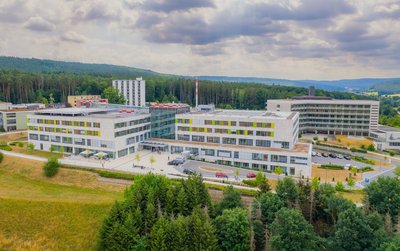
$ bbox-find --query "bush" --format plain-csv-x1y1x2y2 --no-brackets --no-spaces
359,166,374,173
17,142,24,148
320,164,344,170
8,141,17,146
350,148,368,153
335,181,346,192
313,136,319,141
43,158,60,177
353,156,375,165
324,137,328,142
0,152,3,163
0,145,12,151
242,179,258,187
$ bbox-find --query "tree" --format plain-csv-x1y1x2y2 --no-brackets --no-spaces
189,207,218,251
49,93,55,106
215,185,243,215
43,157,60,177
176,186,188,215
255,172,270,194
394,165,400,177
215,208,251,251
0,151,3,163
367,144,376,151
102,86,126,104
134,153,141,166
365,177,400,223
378,236,400,251
252,192,284,226
335,181,346,191
149,155,156,169
347,177,355,187
270,208,319,251
276,177,299,207
49,145,55,153
27,143,35,152
309,177,320,224
150,216,170,251
59,146,64,157
274,166,283,176
252,219,265,251
332,208,386,251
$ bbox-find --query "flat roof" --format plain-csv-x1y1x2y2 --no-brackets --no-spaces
376,125,400,133
147,138,310,154
183,109,296,120
268,98,379,104
33,107,149,118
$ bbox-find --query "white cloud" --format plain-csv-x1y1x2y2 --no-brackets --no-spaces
23,16,56,32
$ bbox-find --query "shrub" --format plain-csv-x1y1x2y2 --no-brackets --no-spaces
43,158,60,177
324,137,328,142
367,144,375,152
0,145,12,151
350,148,368,153
353,156,375,165
17,142,24,148
347,177,355,187
313,136,319,141
320,164,344,170
335,182,346,192
359,166,374,173
8,141,17,146
0,152,3,163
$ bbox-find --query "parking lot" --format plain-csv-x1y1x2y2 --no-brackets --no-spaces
312,154,373,169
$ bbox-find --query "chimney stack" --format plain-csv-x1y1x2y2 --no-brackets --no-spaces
195,78,199,108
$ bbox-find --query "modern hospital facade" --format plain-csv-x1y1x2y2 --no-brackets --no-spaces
27,105,312,177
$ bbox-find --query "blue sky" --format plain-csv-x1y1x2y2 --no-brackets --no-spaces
0,0,399,80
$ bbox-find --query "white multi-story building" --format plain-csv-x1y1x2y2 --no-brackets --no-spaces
112,78,146,107
370,125,400,151
267,97,380,136
27,107,151,159
146,109,312,177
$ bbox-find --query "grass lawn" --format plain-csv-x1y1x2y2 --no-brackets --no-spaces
9,142,63,159
0,131,27,143
339,190,365,204
328,135,374,149
0,155,124,250
312,165,361,182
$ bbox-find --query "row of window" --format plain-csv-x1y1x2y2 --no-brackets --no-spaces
177,126,274,137
178,119,274,128
29,126,100,137
29,133,115,148
114,117,151,129
115,125,150,137
30,119,101,128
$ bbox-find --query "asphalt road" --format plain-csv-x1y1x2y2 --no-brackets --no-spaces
312,155,372,168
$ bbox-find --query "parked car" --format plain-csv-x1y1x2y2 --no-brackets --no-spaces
344,155,352,160
216,172,228,178
311,151,317,156
344,164,351,170
337,154,344,159
168,158,185,165
329,153,337,158
316,152,322,157
183,169,195,175
246,172,256,178
321,153,329,157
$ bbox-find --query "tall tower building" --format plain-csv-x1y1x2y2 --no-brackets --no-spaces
112,78,146,107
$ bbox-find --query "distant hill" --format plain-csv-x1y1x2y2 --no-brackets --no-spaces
0,56,398,92
372,80,400,94
199,76,400,92
0,56,165,77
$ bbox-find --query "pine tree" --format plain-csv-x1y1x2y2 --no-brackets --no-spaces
176,186,188,215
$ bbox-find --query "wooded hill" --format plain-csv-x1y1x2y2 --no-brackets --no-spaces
0,56,374,109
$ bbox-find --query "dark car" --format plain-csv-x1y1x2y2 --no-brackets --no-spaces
168,159,178,165
168,158,185,166
246,172,256,178
321,153,329,157
183,169,195,175
329,153,337,158
344,155,352,160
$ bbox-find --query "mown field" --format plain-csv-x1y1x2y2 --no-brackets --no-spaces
0,155,125,250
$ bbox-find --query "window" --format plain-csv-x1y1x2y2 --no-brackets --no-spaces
207,136,220,143
201,148,215,156
234,151,239,158
93,122,100,128
252,153,263,160
51,136,61,143
29,134,38,140
256,140,271,147
118,148,128,158
222,137,236,145
129,146,135,153
192,135,205,142
218,150,231,158
290,167,295,176
239,138,253,146
271,155,287,163
62,137,73,144
39,135,49,141
127,137,136,145
178,134,190,141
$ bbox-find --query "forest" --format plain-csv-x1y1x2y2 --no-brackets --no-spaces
0,69,370,110
99,173,400,251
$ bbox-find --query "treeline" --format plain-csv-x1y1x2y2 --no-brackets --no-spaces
99,173,400,250
0,70,369,110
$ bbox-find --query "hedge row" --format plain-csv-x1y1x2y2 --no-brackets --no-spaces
320,164,344,170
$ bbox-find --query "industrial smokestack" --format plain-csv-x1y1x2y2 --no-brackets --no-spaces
195,78,199,108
